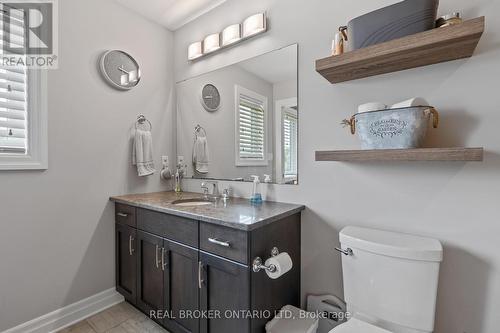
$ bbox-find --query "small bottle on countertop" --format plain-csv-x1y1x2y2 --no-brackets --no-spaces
174,163,185,193
174,168,181,193
250,175,263,204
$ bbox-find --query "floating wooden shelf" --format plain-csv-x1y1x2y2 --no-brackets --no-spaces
315,148,484,162
316,17,485,84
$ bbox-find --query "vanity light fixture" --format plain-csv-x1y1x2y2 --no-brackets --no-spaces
222,24,241,46
188,41,203,60
242,13,267,38
188,12,268,61
203,33,221,54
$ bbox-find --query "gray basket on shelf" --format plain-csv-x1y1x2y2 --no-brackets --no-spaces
345,107,439,149
347,0,439,50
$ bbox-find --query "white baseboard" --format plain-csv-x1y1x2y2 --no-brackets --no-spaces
2,288,125,333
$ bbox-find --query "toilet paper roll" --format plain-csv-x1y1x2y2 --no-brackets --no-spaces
358,102,387,113
265,252,293,279
391,97,429,109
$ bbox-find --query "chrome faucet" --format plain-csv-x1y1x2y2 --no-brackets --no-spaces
201,181,219,199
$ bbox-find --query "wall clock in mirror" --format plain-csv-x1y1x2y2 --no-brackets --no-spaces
99,50,141,90
201,84,221,112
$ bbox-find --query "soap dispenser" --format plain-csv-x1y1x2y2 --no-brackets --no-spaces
174,168,181,193
250,175,263,204
174,163,184,193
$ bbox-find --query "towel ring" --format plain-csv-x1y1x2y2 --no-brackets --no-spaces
136,114,152,131
194,124,207,138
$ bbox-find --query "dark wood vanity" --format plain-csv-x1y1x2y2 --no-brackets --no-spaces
111,192,304,333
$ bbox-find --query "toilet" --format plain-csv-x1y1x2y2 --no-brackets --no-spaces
331,227,443,333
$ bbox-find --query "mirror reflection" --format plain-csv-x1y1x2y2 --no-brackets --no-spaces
176,44,298,185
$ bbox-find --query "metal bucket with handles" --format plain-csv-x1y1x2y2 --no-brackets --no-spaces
344,106,439,149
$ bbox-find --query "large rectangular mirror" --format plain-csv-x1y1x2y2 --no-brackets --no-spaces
176,44,298,185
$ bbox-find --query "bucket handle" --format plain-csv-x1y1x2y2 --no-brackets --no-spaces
339,26,348,41
341,116,356,135
425,107,439,129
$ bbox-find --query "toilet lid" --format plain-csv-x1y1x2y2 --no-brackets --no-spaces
329,318,392,333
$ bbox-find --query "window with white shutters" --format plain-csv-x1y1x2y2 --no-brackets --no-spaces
0,4,47,170
235,85,268,166
283,110,298,180
0,5,27,154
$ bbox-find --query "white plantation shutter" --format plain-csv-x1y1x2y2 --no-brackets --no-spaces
0,5,28,154
283,110,297,177
238,94,265,160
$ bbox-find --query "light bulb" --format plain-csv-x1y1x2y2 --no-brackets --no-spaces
242,13,267,38
203,33,221,54
188,41,203,60
222,24,241,46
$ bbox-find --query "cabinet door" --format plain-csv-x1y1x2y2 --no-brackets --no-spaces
164,241,199,333
137,231,164,316
200,253,250,333
115,224,137,304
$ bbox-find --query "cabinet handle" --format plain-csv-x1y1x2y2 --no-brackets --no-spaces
155,245,161,269
198,261,204,289
117,212,129,218
161,248,167,271
129,236,135,256
208,237,231,248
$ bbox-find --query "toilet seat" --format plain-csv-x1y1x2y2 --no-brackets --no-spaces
329,318,392,333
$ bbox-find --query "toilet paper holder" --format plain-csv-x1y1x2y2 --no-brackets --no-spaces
252,247,280,273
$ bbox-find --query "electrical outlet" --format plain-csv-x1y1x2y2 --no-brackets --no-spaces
161,155,169,165
177,156,184,165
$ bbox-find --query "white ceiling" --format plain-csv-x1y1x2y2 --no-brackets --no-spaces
116,0,227,31
238,45,297,84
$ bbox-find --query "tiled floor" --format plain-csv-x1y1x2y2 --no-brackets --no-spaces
57,302,169,333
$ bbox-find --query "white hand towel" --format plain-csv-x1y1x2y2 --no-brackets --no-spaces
132,129,156,177
193,136,209,174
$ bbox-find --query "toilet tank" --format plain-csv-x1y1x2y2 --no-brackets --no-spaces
339,227,443,333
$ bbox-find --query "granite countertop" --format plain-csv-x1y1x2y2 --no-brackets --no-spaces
110,191,305,231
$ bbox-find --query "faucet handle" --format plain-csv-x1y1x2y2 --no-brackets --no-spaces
222,188,230,199
212,182,220,197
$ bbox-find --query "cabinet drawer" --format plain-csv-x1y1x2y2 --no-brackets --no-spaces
200,223,248,264
115,203,136,227
137,209,198,247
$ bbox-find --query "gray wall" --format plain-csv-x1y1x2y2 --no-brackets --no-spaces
0,0,174,330
177,64,274,181
273,79,298,102
173,1,500,332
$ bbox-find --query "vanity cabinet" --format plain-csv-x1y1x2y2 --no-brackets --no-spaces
136,231,164,315
115,223,137,303
199,252,250,333
114,202,301,333
164,240,200,333
133,228,200,333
